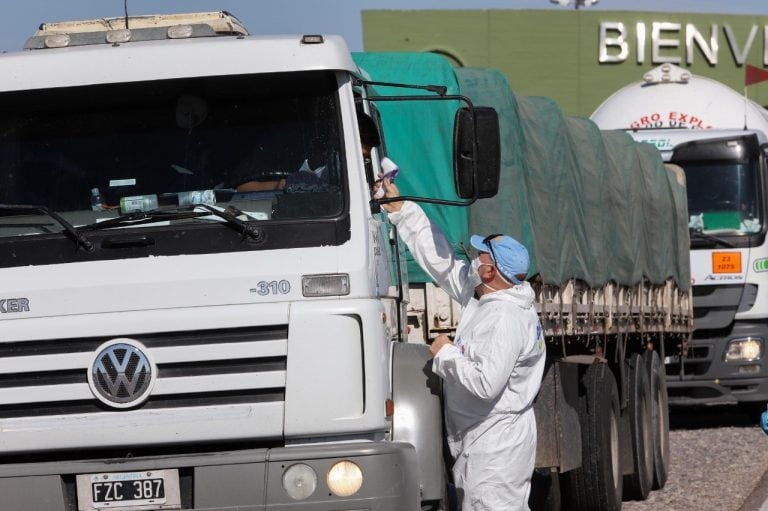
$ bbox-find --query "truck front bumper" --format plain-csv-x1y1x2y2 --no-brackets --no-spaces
0,441,420,511
666,321,768,405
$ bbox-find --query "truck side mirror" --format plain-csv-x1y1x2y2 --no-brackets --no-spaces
453,106,501,199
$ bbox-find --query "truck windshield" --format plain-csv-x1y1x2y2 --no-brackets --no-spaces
0,71,346,240
684,161,763,235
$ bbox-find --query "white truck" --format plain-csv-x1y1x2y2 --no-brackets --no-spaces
592,64,768,410
0,12,501,511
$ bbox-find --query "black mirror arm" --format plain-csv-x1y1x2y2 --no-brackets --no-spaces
375,194,478,208
355,79,448,96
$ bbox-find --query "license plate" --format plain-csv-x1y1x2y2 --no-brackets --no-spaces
664,355,680,365
76,469,181,511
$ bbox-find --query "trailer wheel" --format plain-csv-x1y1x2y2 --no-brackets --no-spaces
644,350,670,490
562,363,622,511
623,353,653,500
528,468,561,511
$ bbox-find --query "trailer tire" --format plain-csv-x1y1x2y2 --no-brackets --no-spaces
644,350,670,490
529,468,561,511
562,363,622,511
623,353,654,500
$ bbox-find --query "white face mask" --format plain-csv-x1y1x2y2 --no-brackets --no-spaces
467,257,492,288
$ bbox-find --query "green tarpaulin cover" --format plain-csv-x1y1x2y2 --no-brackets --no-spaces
354,53,690,291
353,52,467,283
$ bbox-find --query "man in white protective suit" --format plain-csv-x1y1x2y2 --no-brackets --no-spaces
380,178,546,511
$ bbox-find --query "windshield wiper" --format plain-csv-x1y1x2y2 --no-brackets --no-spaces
79,210,207,231
689,228,735,248
0,204,93,251
196,204,264,241
80,206,263,241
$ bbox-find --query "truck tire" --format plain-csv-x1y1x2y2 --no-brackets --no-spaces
623,353,653,500
644,350,670,490
562,363,622,511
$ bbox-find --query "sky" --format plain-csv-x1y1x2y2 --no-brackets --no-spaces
2,0,768,53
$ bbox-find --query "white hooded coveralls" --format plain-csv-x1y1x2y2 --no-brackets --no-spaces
389,201,546,511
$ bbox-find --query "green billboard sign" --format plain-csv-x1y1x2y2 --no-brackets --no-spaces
363,10,768,116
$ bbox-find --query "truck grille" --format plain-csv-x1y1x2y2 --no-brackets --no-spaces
0,326,287,419
691,284,743,330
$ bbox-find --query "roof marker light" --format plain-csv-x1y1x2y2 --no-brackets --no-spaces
106,29,131,44
44,34,71,48
167,25,194,39
301,35,324,44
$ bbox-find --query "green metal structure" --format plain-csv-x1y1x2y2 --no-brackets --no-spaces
362,10,768,117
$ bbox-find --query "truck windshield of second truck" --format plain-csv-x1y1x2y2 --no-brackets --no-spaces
684,160,762,236
0,70,347,239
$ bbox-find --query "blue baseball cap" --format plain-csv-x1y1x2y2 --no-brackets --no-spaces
470,234,530,285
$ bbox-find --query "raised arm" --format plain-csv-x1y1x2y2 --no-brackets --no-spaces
386,191,474,306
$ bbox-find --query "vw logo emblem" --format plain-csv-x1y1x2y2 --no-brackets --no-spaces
88,339,156,409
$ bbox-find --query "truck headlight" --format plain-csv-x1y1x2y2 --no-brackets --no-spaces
282,463,317,500
724,337,763,362
327,460,363,497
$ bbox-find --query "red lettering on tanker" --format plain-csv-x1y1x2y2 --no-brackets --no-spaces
629,111,712,130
